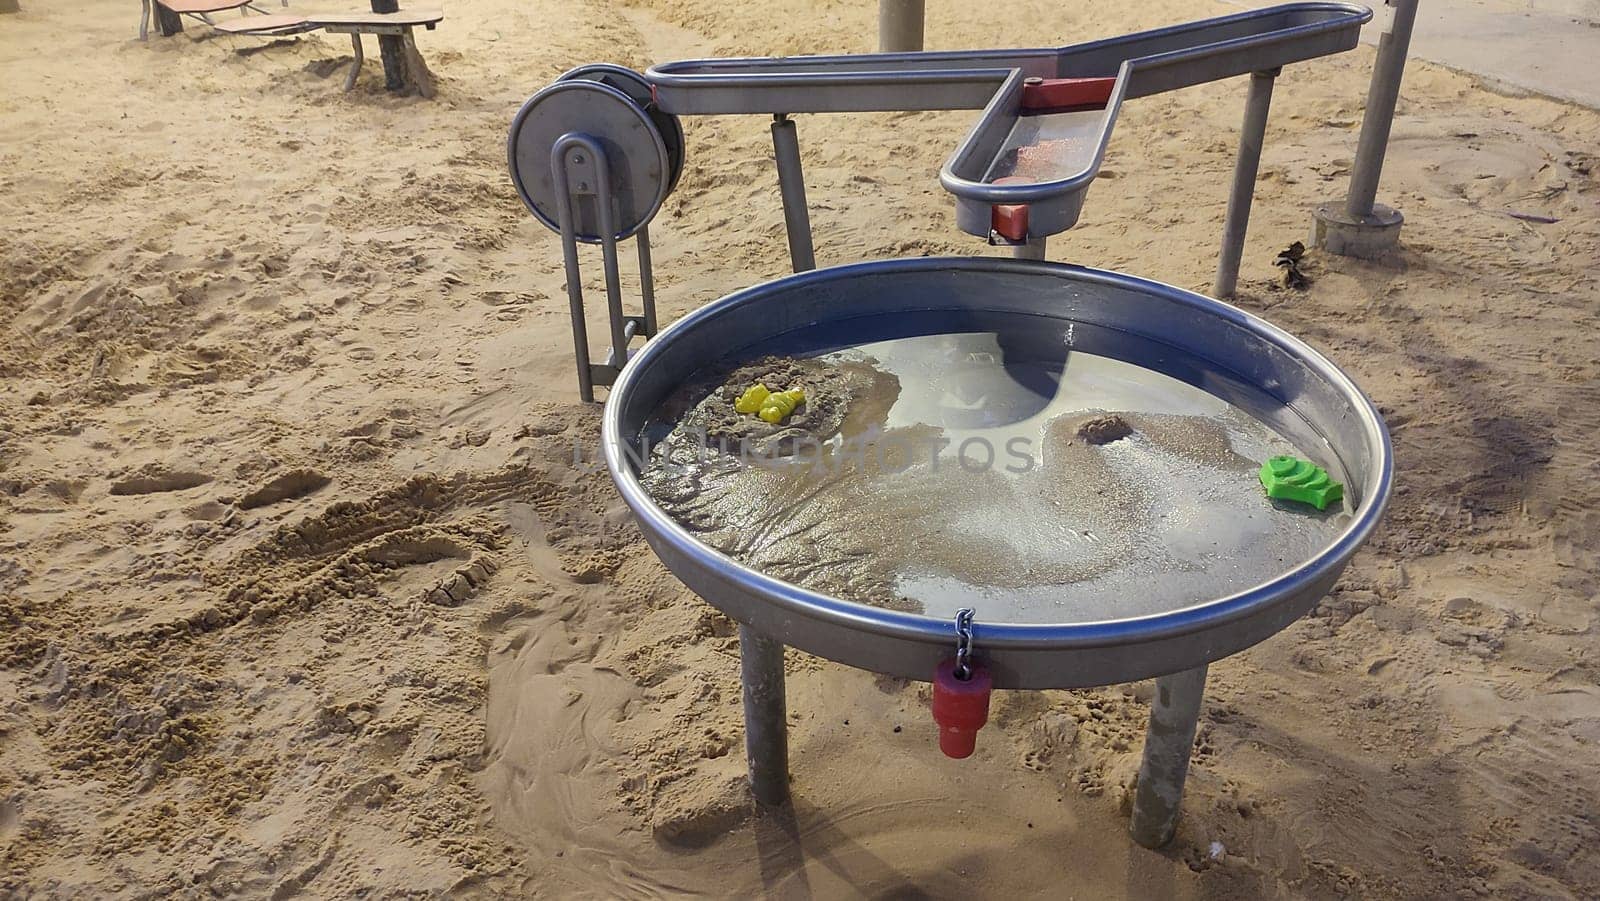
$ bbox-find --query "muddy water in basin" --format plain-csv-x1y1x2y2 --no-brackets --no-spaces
638,311,1351,626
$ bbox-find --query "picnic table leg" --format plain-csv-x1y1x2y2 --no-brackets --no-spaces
140,0,151,39
370,0,407,91
400,28,435,99
344,34,364,92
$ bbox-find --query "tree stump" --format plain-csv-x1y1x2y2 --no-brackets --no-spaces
370,0,406,91
156,2,184,35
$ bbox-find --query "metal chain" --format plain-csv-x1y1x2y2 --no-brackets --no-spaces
953,607,976,680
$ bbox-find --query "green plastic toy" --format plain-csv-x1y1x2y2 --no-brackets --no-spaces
1259,456,1343,511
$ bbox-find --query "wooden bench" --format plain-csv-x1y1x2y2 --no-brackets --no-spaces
140,0,289,41
313,9,443,98
210,7,444,98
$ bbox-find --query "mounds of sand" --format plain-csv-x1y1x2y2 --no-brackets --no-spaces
668,355,899,458
1046,409,1252,471
422,553,501,606
647,772,754,848
1073,413,1134,445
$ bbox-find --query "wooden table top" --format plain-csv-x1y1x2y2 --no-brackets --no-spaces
309,9,443,26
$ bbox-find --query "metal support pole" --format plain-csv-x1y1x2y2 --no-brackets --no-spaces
593,185,631,382
878,0,925,52
1213,69,1278,299
1346,0,1420,220
637,226,658,337
1312,0,1415,257
344,35,365,93
1130,665,1208,848
1011,237,1046,261
740,625,789,806
770,115,817,273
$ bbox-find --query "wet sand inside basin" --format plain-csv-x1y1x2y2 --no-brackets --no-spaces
639,329,1352,624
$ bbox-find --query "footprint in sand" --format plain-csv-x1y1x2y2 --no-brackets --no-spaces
108,468,212,496
237,469,332,510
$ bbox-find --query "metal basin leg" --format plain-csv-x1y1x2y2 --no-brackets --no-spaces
1129,664,1208,848
740,624,790,806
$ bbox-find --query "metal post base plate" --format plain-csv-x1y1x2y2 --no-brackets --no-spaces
1312,201,1403,259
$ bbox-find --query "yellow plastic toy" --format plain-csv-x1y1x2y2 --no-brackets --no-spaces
758,388,805,424
734,383,771,414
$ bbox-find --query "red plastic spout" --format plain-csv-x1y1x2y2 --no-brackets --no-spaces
932,659,993,759
989,174,1031,242
1019,76,1118,114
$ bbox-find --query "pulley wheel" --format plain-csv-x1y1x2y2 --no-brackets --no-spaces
557,63,686,197
508,79,670,243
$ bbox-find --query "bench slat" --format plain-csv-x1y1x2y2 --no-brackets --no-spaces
213,13,314,34
158,0,252,13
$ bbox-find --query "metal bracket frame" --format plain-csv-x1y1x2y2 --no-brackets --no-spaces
550,133,658,403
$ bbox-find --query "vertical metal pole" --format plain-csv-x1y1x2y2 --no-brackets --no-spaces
1346,0,1420,220
770,115,817,273
1130,665,1208,848
344,35,365,93
878,0,925,52
740,625,789,806
1214,69,1278,299
551,144,595,404
1011,237,1046,261
636,225,658,337
591,153,631,374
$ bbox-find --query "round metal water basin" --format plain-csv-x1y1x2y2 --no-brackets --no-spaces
603,258,1391,689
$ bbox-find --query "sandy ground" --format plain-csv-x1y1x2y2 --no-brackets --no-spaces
2,0,1599,896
